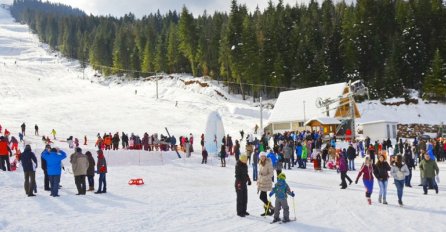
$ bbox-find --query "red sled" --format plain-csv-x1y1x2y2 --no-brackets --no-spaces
128,178,144,185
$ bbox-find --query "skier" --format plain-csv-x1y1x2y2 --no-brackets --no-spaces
390,155,410,206
235,154,251,217
70,147,89,195
95,149,107,194
51,129,56,140
34,124,39,136
257,152,274,216
355,156,374,205
21,122,26,136
240,130,244,141
42,147,67,197
373,154,391,204
19,145,37,197
269,173,295,223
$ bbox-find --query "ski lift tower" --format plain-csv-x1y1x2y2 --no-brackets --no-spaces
315,80,369,140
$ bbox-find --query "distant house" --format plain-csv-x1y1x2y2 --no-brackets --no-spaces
305,117,341,135
360,120,398,142
265,82,360,134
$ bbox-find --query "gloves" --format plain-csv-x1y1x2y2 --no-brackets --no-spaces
290,191,295,197
269,192,273,197
355,180,358,184
248,180,252,186
62,166,65,171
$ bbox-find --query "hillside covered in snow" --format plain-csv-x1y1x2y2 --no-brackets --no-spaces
1,4,446,232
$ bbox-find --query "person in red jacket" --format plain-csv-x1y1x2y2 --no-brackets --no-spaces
355,156,375,205
0,136,13,171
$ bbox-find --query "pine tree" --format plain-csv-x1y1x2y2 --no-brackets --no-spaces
178,6,198,76
423,49,446,101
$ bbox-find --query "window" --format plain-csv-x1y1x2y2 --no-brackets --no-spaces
298,122,304,127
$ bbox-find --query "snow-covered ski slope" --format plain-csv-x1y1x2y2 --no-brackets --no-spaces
1,5,446,232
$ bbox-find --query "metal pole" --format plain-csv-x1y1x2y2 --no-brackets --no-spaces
350,95,356,141
156,73,159,99
260,97,263,135
303,100,306,129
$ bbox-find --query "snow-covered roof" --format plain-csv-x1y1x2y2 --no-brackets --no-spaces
268,83,347,123
305,117,341,125
360,120,399,125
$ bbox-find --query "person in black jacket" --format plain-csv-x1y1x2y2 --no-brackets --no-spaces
41,144,51,191
373,155,391,204
404,144,415,187
86,151,95,191
19,145,37,197
347,143,357,170
235,154,251,217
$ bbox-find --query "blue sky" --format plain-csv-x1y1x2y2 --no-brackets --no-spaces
47,0,353,17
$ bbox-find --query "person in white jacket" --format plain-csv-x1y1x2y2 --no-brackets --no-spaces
390,155,410,206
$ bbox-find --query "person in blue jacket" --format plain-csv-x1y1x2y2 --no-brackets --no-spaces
42,148,67,197
19,144,37,197
267,149,277,181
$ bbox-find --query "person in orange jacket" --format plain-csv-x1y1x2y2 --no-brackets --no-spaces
0,136,13,171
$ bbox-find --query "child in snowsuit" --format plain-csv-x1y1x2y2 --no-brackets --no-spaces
355,156,374,205
269,173,295,223
201,147,208,164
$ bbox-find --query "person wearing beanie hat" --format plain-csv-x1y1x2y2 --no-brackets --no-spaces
41,147,67,197
235,153,251,217
18,144,38,197
258,151,274,216
95,150,107,194
269,172,295,223
70,146,89,195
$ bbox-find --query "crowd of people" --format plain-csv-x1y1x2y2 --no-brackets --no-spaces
233,129,442,222
1,122,444,224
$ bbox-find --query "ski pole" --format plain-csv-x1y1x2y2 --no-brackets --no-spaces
292,196,296,220
264,200,271,218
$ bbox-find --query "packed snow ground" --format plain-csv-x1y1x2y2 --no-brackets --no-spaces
1,5,446,232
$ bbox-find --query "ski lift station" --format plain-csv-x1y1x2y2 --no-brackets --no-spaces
265,81,363,137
